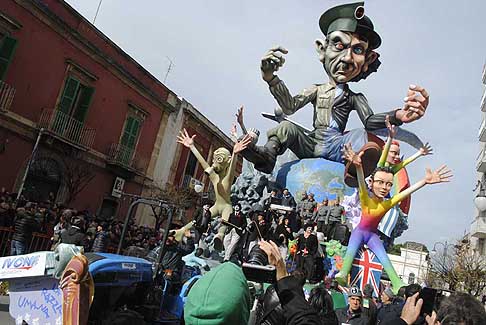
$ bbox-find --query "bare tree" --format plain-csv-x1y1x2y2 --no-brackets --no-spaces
429,240,486,296
61,155,95,205
147,182,200,229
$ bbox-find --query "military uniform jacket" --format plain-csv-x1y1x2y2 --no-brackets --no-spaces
300,199,317,218
313,205,330,223
268,76,402,132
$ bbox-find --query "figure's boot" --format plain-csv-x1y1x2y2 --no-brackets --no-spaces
241,137,281,174
344,142,382,188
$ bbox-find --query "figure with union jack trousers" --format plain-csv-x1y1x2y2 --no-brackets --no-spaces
335,141,451,293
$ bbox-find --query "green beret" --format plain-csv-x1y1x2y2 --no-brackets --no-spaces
319,2,381,50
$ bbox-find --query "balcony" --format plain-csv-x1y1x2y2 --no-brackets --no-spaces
38,109,96,149
106,143,136,170
0,80,15,112
480,119,486,142
470,217,486,239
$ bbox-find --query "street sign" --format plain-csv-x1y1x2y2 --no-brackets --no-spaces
112,177,125,198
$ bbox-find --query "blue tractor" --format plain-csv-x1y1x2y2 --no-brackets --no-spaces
86,252,201,324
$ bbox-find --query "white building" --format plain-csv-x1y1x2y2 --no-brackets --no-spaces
388,241,429,285
471,64,486,256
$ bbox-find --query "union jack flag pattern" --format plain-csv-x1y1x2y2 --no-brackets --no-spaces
349,247,383,297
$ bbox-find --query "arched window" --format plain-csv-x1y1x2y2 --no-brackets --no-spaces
408,272,416,284
24,157,61,202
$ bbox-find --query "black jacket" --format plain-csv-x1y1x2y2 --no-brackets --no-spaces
335,306,370,325
281,194,296,208
377,300,404,324
228,211,247,235
60,226,89,249
91,230,109,252
248,220,270,242
12,210,38,243
194,208,211,231
275,276,321,324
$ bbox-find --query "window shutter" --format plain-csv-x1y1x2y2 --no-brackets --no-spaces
0,36,18,80
73,85,94,122
121,116,134,147
58,76,80,114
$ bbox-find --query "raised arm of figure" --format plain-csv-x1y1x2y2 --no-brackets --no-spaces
378,115,396,167
391,165,452,206
177,128,210,171
343,143,366,198
222,134,253,188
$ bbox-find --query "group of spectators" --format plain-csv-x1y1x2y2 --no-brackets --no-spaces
1,187,167,257
183,240,486,325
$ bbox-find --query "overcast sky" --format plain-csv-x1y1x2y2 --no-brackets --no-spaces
65,0,485,249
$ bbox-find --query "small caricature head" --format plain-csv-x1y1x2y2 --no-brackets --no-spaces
387,140,401,165
212,147,231,173
370,166,394,199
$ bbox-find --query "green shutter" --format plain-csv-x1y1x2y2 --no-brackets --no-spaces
0,36,18,80
58,76,80,114
121,116,141,149
72,85,94,122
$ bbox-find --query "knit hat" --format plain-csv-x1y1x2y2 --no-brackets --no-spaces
184,262,250,325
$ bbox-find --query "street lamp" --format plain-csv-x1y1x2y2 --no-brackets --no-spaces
431,241,456,255
473,179,486,212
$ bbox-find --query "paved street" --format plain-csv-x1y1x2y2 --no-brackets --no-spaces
0,295,15,325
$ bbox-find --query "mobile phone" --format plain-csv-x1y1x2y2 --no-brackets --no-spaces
242,263,276,283
418,287,437,316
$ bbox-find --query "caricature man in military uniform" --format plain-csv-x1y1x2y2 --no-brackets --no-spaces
242,2,429,184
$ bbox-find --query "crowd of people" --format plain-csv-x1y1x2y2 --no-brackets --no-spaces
2,184,486,324
0,187,164,257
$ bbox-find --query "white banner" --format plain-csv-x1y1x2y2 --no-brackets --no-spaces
0,252,47,279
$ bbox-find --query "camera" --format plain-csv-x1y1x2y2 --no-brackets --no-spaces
418,287,452,316
242,245,276,283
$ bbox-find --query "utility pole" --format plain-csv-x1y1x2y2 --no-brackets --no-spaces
163,57,174,84
93,0,103,24
16,128,44,202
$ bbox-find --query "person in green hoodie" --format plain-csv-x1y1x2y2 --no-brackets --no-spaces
184,262,251,324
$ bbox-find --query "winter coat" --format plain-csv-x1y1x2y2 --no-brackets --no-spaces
91,230,109,252
12,210,38,243
335,306,370,325
60,225,89,249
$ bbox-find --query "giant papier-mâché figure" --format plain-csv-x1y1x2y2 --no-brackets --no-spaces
177,129,252,249
335,142,451,293
241,2,429,186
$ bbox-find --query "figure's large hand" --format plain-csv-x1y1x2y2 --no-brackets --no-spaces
425,165,452,185
342,143,363,167
395,84,429,123
385,115,397,138
236,105,244,126
177,128,195,148
261,46,288,82
420,142,433,156
233,134,253,154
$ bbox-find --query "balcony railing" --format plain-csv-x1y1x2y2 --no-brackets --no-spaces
107,142,136,169
471,217,486,239
0,80,15,112
38,109,96,148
